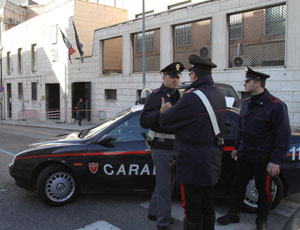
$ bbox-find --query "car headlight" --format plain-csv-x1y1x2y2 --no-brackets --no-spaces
9,154,17,167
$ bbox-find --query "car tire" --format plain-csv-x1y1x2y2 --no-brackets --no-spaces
243,176,284,213
37,164,79,206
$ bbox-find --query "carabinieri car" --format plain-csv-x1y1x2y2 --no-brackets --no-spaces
9,103,300,211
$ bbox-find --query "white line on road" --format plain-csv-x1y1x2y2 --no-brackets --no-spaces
77,221,121,230
0,148,14,156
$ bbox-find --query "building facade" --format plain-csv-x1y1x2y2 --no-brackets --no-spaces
1,0,300,126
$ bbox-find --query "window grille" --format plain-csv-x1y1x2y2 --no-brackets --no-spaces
18,83,23,100
133,29,160,72
7,51,11,75
31,82,37,100
229,14,242,40
31,44,37,72
135,31,155,52
105,89,117,100
265,5,286,35
173,19,211,70
229,4,286,68
103,37,122,74
18,48,22,74
175,23,192,46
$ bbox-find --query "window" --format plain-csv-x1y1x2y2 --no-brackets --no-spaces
107,113,148,141
175,23,192,46
50,25,57,44
18,83,23,100
18,48,23,74
31,44,37,72
135,31,154,52
105,89,117,100
168,0,191,10
31,82,37,100
265,5,286,35
135,10,154,19
7,51,11,75
229,13,242,40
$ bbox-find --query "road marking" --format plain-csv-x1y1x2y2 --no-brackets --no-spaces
0,125,55,135
0,148,14,156
0,188,8,192
77,221,121,230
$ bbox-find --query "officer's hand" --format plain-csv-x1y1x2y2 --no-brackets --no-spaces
231,149,238,161
267,162,280,177
160,97,172,113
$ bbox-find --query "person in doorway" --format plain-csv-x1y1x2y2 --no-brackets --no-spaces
76,98,84,126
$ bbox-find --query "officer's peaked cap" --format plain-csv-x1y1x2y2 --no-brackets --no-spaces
245,67,270,81
160,62,185,77
188,54,217,71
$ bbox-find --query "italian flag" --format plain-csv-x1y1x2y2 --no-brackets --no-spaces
59,28,75,63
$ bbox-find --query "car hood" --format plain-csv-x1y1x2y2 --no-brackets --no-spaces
28,131,85,148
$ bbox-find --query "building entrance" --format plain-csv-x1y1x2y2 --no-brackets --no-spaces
71,82,91,121
46,84,60,120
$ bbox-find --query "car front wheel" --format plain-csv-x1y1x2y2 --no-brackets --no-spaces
243,176,284,213
37,165,79,206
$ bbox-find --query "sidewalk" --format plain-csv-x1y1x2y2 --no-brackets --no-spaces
0,119,95,131
284,207,300,230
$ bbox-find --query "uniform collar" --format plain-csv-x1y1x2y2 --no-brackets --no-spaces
160,84,178,96
248,89,270,106
186,75,214,91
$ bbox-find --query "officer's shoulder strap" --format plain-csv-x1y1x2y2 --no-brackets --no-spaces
268,95,280,104
152,88,161,94
185,88,197,94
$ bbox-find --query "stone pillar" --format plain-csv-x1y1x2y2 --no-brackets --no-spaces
211,13,229,70
122,33,133,75
160,24,173,69
286,0,300,68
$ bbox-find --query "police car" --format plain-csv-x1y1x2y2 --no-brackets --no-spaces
9,102,300,210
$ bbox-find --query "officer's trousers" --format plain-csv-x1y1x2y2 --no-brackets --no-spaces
181,184,215,230
148,148,176,227
231,159,272,222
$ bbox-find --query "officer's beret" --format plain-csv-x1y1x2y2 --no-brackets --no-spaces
245,67,270,81
160,62,185,77
188,54,217,71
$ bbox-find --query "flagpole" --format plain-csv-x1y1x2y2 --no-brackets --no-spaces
142,0,146,89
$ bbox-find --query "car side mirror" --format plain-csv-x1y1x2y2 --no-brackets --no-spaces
97,135,116,147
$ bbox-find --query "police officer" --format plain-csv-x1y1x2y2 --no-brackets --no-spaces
160,54,226,230
140,61,184,230
217,67,291,230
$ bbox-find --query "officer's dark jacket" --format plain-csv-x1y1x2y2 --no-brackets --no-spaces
159,75,226,187
140,84,180,149
235,89,291,164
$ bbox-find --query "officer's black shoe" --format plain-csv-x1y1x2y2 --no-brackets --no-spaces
148,214,157,221
184,220,203,230
216,210,240,225
157,225,169,230
256,220,268,230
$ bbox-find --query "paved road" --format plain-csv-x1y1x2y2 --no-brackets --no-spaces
0,124,299,230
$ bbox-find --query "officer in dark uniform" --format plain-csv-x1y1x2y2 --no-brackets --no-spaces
217,67,291,230
159,54,226,230
140,62,184,230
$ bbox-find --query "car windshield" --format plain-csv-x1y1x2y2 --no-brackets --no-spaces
217,84,240,99
81,109,131,139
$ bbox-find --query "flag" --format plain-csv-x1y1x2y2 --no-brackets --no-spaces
59,28,75,63
72,21,84,63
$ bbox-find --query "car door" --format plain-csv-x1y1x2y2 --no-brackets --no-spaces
86,111,154,193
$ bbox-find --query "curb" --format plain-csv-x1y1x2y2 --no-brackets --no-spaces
283,205,300,230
